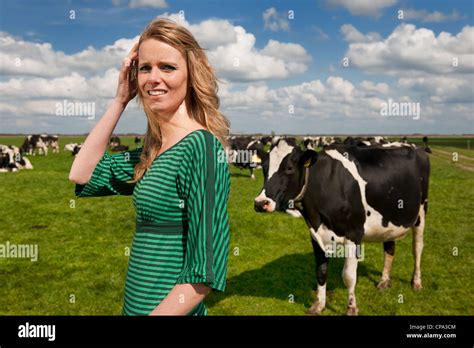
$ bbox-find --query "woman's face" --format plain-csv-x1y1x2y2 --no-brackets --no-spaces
138,39,188,115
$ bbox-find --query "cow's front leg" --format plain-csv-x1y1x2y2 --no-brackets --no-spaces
377,241,395,289
343,241,359,316
308,237,328,315
411,214,425,290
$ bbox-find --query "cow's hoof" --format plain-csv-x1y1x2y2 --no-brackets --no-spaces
307,303,325,315
376,279,391,290
412,279,423,291
347,306,359,316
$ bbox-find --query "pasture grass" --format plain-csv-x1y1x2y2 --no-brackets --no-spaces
0,136,472,315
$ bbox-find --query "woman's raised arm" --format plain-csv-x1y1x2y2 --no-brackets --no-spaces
69,44,138,185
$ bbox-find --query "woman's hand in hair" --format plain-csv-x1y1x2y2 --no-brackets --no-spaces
115,42,139,108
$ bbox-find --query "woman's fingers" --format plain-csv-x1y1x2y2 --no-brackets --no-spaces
116,43,139,103
120,44,138,81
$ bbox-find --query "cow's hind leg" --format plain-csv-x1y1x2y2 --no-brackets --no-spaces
308,237,328,315
412,204,426,290
377,241,395,289
343,240,359,316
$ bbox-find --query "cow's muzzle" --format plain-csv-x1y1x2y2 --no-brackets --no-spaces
254,198,276,213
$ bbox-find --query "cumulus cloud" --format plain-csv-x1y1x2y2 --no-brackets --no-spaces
128,0,168,9
325,0,397,18
401,8,461,23
0,13,311,84
345,24,474,75
0,32,138,78
0,13,315,133
340,24,381,43
398,76,473,103
263,7,290,31
220,76,473,134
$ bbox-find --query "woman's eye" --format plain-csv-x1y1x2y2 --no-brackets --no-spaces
161,65,176,71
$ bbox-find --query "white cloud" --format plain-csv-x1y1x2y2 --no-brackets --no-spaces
326,0,397,18
398,76,473,103
360,80,390,95
340,24,381,43
0,32,138,78
128,0,168,9
345,24,474,75
402,9,461,23
188,19,238,49
263,7,290,31
0,13,315,134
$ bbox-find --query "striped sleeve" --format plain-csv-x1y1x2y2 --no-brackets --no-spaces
75,147,142,197
176,132,231,292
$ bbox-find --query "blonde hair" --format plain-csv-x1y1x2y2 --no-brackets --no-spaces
133,18,230,182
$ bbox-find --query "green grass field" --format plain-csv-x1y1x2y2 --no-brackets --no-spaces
0,136,473,315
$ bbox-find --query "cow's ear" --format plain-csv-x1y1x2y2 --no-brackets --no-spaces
299,150,318,168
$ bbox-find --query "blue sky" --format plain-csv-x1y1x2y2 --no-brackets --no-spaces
0,0,473,134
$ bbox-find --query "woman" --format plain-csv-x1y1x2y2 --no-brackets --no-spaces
69,18,231,316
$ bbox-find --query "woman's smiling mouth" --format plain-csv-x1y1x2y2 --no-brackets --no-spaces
147,89,167,96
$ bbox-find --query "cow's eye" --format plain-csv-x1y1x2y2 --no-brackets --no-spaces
285,166,294,174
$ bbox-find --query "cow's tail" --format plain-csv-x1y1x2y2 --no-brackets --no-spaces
422,136,432,153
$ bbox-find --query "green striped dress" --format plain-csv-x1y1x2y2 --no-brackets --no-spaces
75,130,231,316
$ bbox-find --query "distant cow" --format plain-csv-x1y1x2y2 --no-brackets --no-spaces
64,143,78,152
21,135,48,156
110,136,121,148
41,134,59,153
254,138,430,315
228,136,268,179
134,136,142,147
0,144,33,171
72,145,82,156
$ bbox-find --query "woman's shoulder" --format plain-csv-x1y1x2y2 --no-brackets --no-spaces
181,129,223,156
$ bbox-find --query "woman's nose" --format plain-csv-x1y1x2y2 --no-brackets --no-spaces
147,67,163,83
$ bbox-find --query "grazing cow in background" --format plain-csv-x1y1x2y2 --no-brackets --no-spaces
303,137,320,150
254,140,430,315
21,135,48,156
64,143,78,152
40,134,59,153
0,145,33,171
110,136,121,148
260,136,273,146
65,143,83,156
72,145,82,156
228,136,268,179
367,136,388,144
134,136,142,147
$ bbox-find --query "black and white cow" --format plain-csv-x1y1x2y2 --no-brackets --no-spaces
0,145,33,171
21,135,48,156
228,136,268,179
65,143,83,156
41,134,59,153
134,136,142,147
110,136,121,148
254,138,430,315
64,143,79,152
72,145,82,156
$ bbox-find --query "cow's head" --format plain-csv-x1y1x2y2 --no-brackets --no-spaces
254,138,318,213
